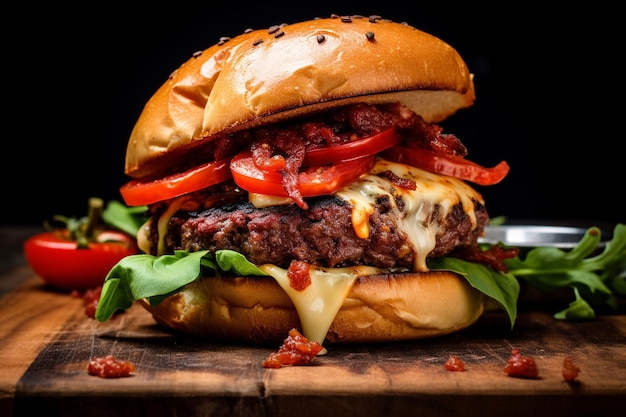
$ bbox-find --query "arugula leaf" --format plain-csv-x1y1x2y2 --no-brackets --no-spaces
94,249,265,322
503,223,626,320
101,200,148,237
553,287,596,320
428,257,520,329
215,250,268,276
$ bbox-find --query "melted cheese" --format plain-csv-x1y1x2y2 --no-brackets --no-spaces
336,158,483,272
258,263,384,346
248,192,294,208
137,218,152,254
155,197,186,256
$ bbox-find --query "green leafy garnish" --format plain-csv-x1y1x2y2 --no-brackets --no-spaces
95,249,266,322
428,257,520,329
101,200,148,237
503,223,626,320
553,287,595,320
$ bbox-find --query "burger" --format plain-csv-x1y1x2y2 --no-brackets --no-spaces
95,14,520,346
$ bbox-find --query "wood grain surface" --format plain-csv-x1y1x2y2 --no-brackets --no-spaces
1,229,625,417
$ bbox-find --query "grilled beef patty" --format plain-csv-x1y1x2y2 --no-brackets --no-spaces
152,195,487,269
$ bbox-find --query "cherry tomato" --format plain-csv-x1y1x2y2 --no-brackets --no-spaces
24,230,138,290
303,128,399,165
119,158,232,206
230,150,375,197
382,146,510,185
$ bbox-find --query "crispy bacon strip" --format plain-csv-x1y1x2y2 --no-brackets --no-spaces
378,170,417,190
251,128,307,207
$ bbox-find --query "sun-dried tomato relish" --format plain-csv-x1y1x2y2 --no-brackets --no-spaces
72,286,102,319
87,355,136,378
504,348,539,379
262,328,323,368
287,260,311,291
562,356,581,382
445,355,465,372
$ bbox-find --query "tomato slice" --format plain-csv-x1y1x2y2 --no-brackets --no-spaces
303,127,398,165
230,151,375,197
382,146,510,185
119,158,232,206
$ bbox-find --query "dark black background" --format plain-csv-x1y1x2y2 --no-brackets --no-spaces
5,2,624,227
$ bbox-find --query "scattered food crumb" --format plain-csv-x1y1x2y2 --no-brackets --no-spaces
88,355,136,378
262,328,323,368
562,356,581,382
445,355,465,372
504,348,539,379
72,286,102,319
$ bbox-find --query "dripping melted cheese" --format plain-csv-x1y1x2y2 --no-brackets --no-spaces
137,196,186,256
269,158,483,343
258,263,384,346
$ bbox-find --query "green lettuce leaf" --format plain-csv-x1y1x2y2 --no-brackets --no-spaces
553,287,595,320
101,200,148,237
427,257,519,329
95,249,265,322
503,223,626,320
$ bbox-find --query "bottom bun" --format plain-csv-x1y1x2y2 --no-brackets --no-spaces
142,271,486,344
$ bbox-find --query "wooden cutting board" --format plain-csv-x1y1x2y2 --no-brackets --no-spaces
1,268,625,417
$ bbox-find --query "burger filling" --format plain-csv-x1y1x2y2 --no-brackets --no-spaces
150,193,487,271
99,102,519,344
138,102,498,270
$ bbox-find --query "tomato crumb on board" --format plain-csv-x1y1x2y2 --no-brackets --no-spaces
262,328,324,368
444,355,465,372
504,348,539,379
72,286,102,319
87,355,136,378
562,356,581,382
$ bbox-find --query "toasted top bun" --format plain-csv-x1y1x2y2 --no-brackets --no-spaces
125,15,475,179
143,271,486,344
